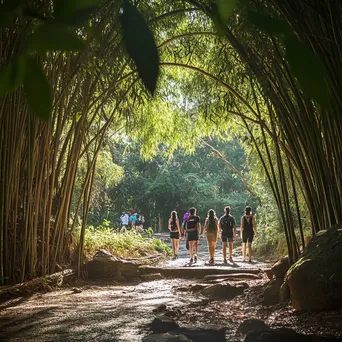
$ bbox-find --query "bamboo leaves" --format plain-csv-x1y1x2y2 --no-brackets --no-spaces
285,37,329,107
120,0,159,95
24,58,52,121
27,23,86,52
0,57,26,96
247,12,330,107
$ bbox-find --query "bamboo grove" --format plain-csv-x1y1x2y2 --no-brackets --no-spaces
1,0,342,284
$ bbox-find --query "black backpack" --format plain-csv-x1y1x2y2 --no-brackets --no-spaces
221,215,234,232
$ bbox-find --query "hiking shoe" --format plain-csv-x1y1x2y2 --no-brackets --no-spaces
229,257,233,262
249,259,252,263
209,259,214,265
223,259,228,264
189,257,193,263
194,254,198,262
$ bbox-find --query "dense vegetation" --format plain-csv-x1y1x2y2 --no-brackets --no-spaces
0,0,341,284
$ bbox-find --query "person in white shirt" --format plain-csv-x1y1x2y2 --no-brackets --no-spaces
120,212,129,230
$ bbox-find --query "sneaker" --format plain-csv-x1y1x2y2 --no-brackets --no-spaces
249,259,252,263
194,254,198,262
209,259,214,264
189,257,193,263
229,257,233,262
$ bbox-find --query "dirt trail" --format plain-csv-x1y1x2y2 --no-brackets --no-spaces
0,234,341,341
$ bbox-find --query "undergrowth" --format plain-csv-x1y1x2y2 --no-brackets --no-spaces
74,227,171,259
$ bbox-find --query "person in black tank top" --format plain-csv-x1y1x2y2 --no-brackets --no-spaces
240,206,257,262
168,211,181,259
185,207,201,263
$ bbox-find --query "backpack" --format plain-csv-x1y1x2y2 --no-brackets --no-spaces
221,215,234,232
170,219,178,231
208,217,216,231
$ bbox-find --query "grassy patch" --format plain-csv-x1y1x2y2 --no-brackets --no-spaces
74,227,171,259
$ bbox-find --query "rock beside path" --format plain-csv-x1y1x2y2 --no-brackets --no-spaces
285,223,342,311
148,316,226,341
143,333,191,341
244,327,342,341
201,282,246,299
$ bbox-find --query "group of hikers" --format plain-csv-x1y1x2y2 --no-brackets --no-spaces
120,210,145,232
168,206,257,264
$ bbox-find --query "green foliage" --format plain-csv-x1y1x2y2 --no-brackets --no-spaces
0,57,26,96
75,227,171,259
28,22,86,52
24,58,53,121
120,0,159,95
285,36,329,107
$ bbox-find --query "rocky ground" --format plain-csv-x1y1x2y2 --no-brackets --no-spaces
0,234,341,341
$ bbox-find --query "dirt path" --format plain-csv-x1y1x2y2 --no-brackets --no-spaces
0,234,341,341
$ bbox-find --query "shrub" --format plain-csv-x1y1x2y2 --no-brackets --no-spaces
74,226,171,259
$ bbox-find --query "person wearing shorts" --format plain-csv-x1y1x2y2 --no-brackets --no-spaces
241,206,257,262
168,211,181,259
219,206,236,263
203,209,219,264
185,207,201,263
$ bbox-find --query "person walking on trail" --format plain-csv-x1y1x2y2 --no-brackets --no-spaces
129,211,137,230
120,212,129,231
168,211,181,259
182,211,190,250
241,206,257,262
185,207,201,263
203,209,219,265
219,206,237,264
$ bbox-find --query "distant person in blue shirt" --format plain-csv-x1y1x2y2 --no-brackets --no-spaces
129,211,137,230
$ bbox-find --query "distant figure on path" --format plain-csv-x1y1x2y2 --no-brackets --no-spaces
219,206,236,263
168,211,181,259
129,210,137,230
120,212,129,231
185,207,201,263
241,206,257,262
203,209,219,265
182,211,190,249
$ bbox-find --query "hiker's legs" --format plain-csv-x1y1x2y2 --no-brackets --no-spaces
228,241,233,259
175,238,179,255
222,241,227,260
171,239,176,256
248,242,253,261
189,241,194,258
242,243,247,261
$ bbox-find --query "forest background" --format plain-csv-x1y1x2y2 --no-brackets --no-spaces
1,0,340,284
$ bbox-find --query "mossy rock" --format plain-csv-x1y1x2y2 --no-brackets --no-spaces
285,223,342,311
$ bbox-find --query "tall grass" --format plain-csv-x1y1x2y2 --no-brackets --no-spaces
74,227,171,259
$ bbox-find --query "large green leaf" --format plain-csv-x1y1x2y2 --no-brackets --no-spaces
120,0,159,95
247,10,289,35
54,0,101,26
24,59,53,120
28,22,86,52
0,57,27,96
217,0,236,22
285,36,330,107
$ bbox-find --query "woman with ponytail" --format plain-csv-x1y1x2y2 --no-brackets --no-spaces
203,209,219,265
168,210,181,259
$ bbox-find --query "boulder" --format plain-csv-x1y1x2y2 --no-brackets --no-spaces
236,318,268,336
271,256,290,279
141,273,164,281
263,278,284,305
201,282,245,299
87,250,139,279
285,223,342,311
143,333,191,342
244,327,342,341
175,326,226,342
150,315,179,333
